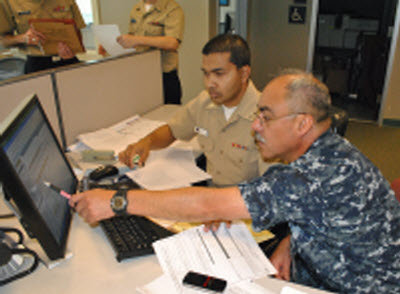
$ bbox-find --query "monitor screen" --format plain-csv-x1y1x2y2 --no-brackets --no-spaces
0,94,77,260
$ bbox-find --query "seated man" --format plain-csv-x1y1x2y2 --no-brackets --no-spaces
72,70,400,293
119,34,271,187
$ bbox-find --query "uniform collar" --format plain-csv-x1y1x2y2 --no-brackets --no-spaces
205,80,259,121
140,0,168,12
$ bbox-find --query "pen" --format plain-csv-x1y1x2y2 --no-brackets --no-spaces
43,181,71,200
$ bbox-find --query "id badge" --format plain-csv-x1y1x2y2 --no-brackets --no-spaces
194,126,208,137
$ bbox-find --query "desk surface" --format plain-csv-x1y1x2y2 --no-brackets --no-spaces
0,105,331,294
0,205,330,294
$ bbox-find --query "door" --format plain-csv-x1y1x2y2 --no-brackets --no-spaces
312,0,398,122
217,0,248,38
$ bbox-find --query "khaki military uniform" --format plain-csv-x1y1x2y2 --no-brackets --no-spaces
129,0,184,73
168,81,272,187
0,0,85,55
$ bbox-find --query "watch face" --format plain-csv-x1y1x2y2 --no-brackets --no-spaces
111,191,127,215
113,196,125,209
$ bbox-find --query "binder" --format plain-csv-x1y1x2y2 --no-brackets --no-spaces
29,18,85,55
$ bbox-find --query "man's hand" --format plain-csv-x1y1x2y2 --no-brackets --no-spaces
270,235,292,281
117,34,141,49
118,137,151,168
23,27,45,46
70,189,115,224
203,220,232,232
57,42,75,59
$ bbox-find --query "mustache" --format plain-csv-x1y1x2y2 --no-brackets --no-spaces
255,132,266,143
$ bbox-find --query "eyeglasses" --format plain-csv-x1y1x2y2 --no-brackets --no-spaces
253,108,307,126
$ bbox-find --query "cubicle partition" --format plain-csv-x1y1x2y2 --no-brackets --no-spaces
0,50,163,148
56,50,163,146
0,74,62,143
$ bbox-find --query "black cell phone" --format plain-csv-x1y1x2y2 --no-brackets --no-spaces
182,271,227,293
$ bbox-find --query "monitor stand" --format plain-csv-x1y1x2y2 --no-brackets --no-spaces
41,250,73,270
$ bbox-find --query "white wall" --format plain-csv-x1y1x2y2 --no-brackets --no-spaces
381,2,400,123
176,0,216,104
97,0,132,34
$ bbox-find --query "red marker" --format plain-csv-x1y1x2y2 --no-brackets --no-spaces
43,181,71,200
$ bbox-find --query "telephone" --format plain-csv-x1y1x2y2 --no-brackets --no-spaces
0,227,39,286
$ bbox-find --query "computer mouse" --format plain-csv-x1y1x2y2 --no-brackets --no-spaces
89,165,118,181
117,175,141,189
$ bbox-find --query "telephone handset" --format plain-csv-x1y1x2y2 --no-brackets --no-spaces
0,227,39,286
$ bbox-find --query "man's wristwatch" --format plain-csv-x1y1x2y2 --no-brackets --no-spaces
110,189,128,216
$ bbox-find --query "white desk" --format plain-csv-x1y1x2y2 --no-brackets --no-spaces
0,105,332,294
0,203,331,294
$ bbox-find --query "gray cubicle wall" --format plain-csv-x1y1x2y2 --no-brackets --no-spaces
0,50,163,149
0,74,62,143
55,50,163,146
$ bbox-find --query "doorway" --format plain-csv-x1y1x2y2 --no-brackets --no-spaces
217,0,248,39
312,0,398,122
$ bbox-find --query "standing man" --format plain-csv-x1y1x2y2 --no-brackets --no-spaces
73,70,400,294
119,34,272,187
117,0,184,105
0,0,86,74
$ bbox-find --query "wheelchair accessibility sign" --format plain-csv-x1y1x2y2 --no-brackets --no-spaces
289,6,306,24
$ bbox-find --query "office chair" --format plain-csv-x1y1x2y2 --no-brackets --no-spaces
391,177,400,203
0,57,26,81
330,106,349,136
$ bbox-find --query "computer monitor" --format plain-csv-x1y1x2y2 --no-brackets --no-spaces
0,94,77,261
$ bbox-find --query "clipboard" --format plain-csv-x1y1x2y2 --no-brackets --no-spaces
29,19,85,55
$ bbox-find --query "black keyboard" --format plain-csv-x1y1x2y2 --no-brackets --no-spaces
84,178,174,262
100,215,173,262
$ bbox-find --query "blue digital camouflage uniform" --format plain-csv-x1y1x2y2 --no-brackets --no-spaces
238,130,400,293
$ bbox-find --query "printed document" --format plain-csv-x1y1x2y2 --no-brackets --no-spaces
76,115,210,188
126,147,211,190
77,115,165,154
152,222,277,293
92,24,135,56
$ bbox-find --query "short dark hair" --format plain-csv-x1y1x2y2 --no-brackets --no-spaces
202,34,250,68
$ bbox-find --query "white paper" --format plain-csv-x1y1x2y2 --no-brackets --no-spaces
126,147,211,190
92,24,135,56
152,222,277,294
77,115,166,154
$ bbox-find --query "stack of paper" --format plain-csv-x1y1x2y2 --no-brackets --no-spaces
140,222,277,293
126,147,211,190
77,115,165,154
76,114,211,190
